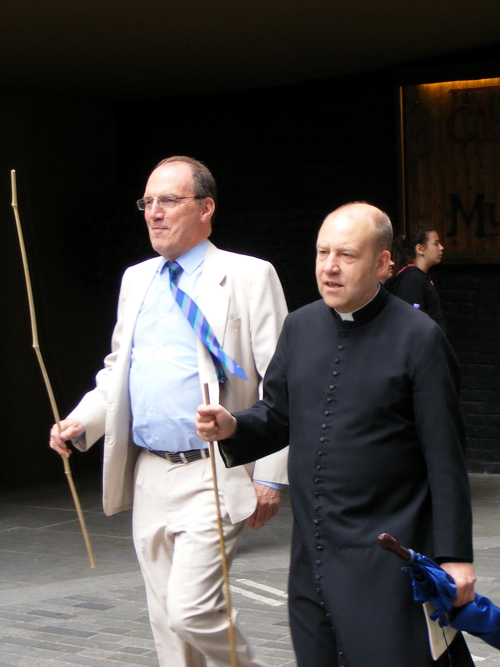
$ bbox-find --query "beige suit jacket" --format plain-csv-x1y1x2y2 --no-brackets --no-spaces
70,242,289,523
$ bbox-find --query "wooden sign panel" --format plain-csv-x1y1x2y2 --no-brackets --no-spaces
401,77,500,263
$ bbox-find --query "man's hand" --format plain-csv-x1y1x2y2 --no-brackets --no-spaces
246,482,281,531
196,404,237,442
49,418,85,459
440,562,477,607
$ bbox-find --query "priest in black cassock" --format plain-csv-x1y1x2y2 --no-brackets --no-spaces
196,203,476,667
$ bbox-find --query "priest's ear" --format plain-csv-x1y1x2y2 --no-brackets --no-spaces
375,249,391,279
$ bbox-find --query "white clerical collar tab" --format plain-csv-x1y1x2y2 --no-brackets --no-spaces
337,311,355,321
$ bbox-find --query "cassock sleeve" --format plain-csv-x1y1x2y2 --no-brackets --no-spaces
412,325,473,562
219,317,291,467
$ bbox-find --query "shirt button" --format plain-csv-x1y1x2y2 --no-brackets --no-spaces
150,407,154,412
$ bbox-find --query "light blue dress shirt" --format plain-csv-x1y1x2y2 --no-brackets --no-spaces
130,240,209,453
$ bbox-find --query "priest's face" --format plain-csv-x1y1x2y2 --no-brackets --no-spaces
316,204,390,313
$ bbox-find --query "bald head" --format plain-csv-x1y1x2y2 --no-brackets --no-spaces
324,203,393,253
316,203,392,313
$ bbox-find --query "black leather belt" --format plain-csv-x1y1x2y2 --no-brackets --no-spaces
150,448,210,464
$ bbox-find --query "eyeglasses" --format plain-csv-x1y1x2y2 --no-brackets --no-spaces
136,195,204,211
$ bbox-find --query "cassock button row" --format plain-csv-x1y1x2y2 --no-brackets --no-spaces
316,560,323,565
317,450,324,455
338,345,344,350
326,397,333,403
324,410,331,416
334,358,340,363
321,424,327,429
317,545,324,550
319,437,327,443
314,519,322,525
315,574,322,580
315,465,322,471
332,371,339,376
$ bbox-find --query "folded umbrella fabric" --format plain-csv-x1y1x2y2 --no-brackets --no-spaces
378,533,500,651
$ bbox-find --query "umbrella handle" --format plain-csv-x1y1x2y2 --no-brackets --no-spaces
377,533,411,561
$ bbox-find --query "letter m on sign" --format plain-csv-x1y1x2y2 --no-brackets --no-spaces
448,193,485,238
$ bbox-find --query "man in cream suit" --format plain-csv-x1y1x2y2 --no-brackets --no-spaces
49,156,288,667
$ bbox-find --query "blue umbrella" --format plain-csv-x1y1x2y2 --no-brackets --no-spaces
378,533,500,650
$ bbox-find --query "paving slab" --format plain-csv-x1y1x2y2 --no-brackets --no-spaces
0,473,499,666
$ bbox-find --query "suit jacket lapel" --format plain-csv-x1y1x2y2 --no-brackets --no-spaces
196,243,228,399
197,243,229,346
121,257,162,353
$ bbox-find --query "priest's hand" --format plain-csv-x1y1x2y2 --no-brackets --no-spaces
440,562,477,607
49,418,85,459
246,483,281,531
196,404,237,442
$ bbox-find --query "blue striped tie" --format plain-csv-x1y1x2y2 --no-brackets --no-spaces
166,261,248,383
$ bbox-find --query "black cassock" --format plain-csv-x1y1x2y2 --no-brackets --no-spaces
220,288,473,667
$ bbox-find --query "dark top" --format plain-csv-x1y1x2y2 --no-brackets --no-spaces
219,287,472,666
386,264,446,331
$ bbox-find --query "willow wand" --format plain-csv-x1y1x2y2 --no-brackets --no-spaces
203,383,238,667
10,169,96,569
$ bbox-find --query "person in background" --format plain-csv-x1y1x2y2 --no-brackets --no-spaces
49,156,288,667
386,227,445,329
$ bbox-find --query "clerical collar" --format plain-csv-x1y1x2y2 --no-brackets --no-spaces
335,284,381,321
331,284,389,327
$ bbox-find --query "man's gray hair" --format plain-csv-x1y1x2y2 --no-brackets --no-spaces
155,156,217,204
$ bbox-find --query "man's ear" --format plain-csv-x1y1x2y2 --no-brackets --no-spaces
375,249,391,278
200,197,215,224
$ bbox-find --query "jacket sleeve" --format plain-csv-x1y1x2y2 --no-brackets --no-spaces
246,261,289,485
68,268,132,450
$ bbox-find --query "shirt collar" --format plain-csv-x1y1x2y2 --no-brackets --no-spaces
158,239,209,276
334,283,381,321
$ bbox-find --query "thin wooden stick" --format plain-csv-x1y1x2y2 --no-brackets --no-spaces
203,383,238,667
10,169,96,569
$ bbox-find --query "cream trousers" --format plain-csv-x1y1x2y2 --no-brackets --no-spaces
132,449,269,667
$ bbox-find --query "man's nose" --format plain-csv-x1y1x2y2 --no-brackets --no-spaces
149,198,165,217
324,255,339,273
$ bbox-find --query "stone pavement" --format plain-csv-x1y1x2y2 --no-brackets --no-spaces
0,471,499,666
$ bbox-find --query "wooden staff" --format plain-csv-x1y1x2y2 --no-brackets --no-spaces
10,169,96,569
203,383,237,667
